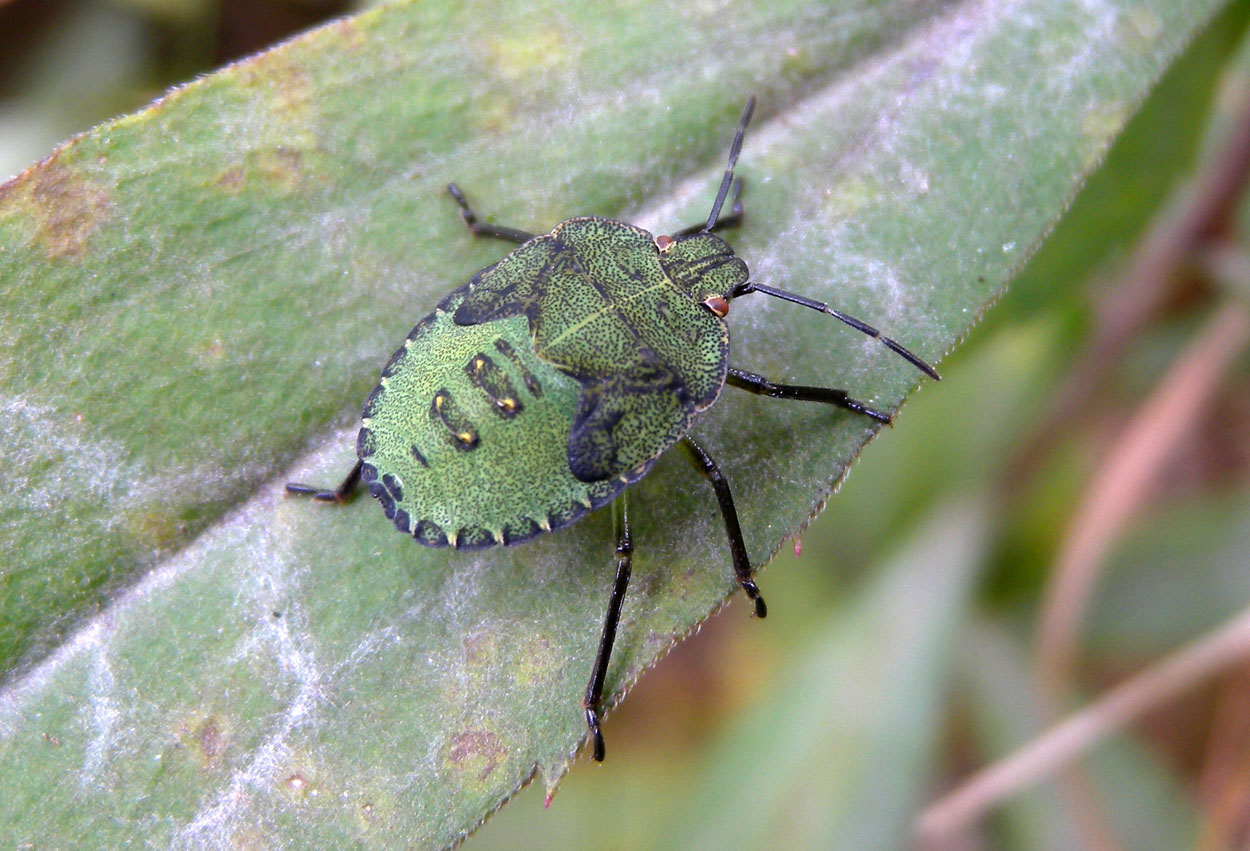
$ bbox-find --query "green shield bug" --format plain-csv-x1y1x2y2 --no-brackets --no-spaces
287,97,940,762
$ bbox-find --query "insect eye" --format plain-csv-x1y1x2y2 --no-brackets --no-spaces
701,296,729,317
654,234,675,253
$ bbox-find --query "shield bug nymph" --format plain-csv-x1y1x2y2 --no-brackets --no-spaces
287,97,940,761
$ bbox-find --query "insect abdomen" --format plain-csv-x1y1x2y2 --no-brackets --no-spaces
358,287,637,549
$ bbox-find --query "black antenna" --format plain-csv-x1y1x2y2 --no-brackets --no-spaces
732,282,942,380
705,96,756,233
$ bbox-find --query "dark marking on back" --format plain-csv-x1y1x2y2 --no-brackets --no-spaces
438,280,477,313
406,316,432,341
455,525,497,550
502,516,542,545
381,345,407,378
414,519,448,547
368,481,396,519
393,508,411,534
362,384,385,418
357,426,377,459
464,352,523,419
410,443,428,466
381,473,404,502
431,389,480,451
545,504,581,533
494,339,543,398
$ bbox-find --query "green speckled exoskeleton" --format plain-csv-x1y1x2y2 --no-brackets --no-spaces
287,97,940,762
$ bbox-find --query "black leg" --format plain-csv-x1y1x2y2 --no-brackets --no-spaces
446,183,536,245
681,437,767,619
286,459,363,503
672,177,746,238
727,367,893,425
584,495,632,762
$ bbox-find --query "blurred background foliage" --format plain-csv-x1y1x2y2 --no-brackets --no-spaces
4,0,1250,848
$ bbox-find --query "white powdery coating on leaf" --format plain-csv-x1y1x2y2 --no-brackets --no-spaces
174,618,326,846
0,445,334,847
1,394,130,510
0,391,238,536
81,639,121,786
172,519,330,846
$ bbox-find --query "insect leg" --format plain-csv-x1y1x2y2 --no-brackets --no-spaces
446,184,536,244
672,178,745,238
681,437,767,618
727,367,892,424
584,495,633,762
285,459,363,503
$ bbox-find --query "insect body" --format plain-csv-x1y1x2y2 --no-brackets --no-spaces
356,217,742,548
287,98,940,762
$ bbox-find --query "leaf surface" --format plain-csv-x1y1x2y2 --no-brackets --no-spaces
0,0,1228,845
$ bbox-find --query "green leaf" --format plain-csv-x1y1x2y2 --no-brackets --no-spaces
663,497,989,849
0,0,1230,845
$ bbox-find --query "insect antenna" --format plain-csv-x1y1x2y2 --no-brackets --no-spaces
732,281,941,380
705,96,756,233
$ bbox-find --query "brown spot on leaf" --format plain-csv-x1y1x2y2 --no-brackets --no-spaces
220,55,318,192
219,148,306,195
177,716,227,769
462,631,497,666
333,18,367,49
513,635,558,686
122,508,186,553
239,56,310,118
217,167,246,193
23,161,110,259
445,730,506,783
490,29,568,81
190,336,227,365
198,720,222,760
252,147,305,192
